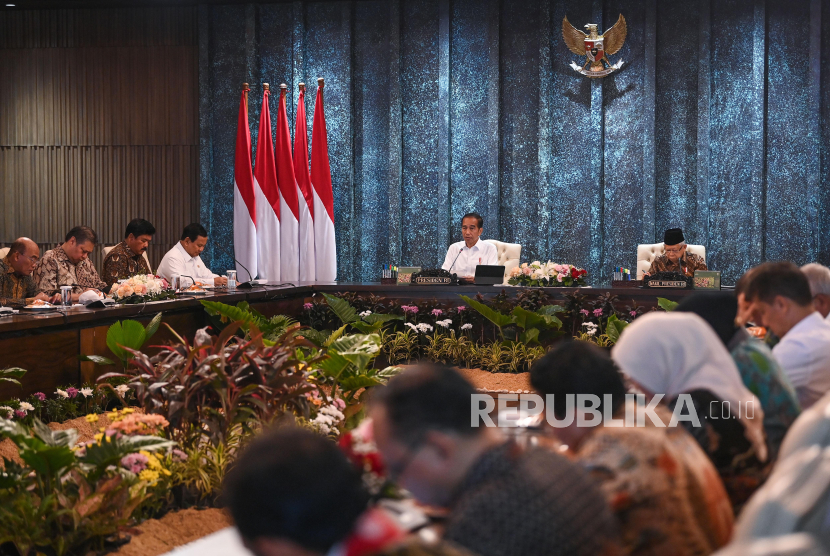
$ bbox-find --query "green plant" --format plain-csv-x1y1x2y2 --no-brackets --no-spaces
0,417,174,555
0,367,26,388
202,300,297,343
313,333,401,406
382,330,419,365
80,312,162,369
460,295,564,344
657,297,679,312
321,293,403,334
605,314,629,344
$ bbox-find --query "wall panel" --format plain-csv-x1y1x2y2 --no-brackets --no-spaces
0,7,199,272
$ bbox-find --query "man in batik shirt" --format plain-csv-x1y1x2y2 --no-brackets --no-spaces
32,226,107,302
0,238,56,308
646,227,707,277
101,218,155,288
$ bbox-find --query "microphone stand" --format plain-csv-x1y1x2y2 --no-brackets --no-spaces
448,248,464,273
212,242,263,288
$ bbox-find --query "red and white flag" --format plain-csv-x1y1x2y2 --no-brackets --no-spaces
311,79,337,281
294,84,316,282
253,85,281,281
276,85,300,281
232,84,257,283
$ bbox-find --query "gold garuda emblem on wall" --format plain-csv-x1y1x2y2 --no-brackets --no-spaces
563,14,627,78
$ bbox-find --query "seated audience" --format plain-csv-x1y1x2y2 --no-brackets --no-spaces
676,292,801,462
613,312,768,511
156,223,227,287
32,226,107,302
102,218,155,287
0,238,57,308
801,263,830,320
224,426,470,556
369,364,621,556
744,261,830,409
531,341,734,556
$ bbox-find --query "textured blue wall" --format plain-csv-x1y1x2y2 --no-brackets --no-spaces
199,0,829,285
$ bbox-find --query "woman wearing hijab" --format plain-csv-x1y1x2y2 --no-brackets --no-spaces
676,292,801,463
612,311,768,511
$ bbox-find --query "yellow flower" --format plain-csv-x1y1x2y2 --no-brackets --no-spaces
85,414,99,423
93,433,103,442
121,408,135,414
161,468,171,476
105,434,112,443
138,469,159,484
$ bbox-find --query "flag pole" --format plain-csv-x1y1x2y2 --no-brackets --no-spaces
317,77,325,97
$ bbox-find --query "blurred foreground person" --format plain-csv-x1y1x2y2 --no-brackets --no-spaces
224,427,472,556
613,312,768,510
531,341,734,556
370,364,621,556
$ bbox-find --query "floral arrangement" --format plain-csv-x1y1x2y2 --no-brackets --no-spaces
111,274,175,304
508,261,588,287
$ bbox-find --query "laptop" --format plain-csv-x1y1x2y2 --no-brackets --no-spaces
474,265,506,285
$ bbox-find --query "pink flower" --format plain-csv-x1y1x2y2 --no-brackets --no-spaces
593,308,603,317
522,266,533,276
32,392,46,402
629,311,637,317
580,309,590,316
402,305,419,314
121,453,149,473
333,398,346,410
13,410,25,419
66,387,79,399
431,309,443,317
456,306,467,312
171,449,188,462
303,303,313,310
133,284,147,295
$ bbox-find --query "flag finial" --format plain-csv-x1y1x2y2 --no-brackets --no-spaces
299,82,305,92
242,82,250,91
263,83,270,91
317,77,325,88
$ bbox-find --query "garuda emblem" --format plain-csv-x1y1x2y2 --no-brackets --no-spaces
563,14,627,78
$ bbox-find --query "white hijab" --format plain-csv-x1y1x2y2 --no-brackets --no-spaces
612,311,768,462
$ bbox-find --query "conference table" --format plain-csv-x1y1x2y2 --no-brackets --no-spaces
0,282,703,399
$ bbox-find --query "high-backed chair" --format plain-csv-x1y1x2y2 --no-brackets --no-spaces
102,245,151,270
0,247,8,260
636,242,706,279
484,239,522,282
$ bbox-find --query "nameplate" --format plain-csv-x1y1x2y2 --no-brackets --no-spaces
412,276,453,285
647,280,688,288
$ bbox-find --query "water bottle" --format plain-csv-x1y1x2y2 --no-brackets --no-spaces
227,270,237,292
60,285,73,306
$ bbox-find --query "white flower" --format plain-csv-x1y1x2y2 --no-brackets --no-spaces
461,323,473,330
19,402,34,412
436,319,452,328
586,328,596,337
359,310,372,318
114,384,130,396
405,322,417,331
415,323,434,333
0,406,12,419
79,388,93,398
56,388,68,399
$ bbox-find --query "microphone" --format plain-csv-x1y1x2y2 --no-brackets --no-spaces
212,242,261,287
448,248,464,273
178,275,197,289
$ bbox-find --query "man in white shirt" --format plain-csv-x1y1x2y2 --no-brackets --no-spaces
802,263,830,320
747,261,830,408
441,212,498,283
156,223,228,287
